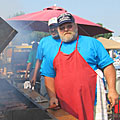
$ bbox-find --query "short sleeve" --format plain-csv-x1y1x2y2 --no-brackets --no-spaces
95,40,114,69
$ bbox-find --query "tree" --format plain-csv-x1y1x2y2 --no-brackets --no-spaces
29,31,50,43
11,31,50,45
8,11,25,18
8,12,50,45
94,23,113,39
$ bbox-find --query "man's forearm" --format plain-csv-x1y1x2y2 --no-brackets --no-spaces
44,76,58,106
32,59,41,79
104,64,119,106
104,64,116,91
44,76,56,98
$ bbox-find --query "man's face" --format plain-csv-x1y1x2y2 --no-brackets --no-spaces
58,22,78,42
49,26,59,39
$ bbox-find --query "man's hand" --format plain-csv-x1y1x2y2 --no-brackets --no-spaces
30,76,36,86
30,59,41,86
49,97,59,107
108,90,119,107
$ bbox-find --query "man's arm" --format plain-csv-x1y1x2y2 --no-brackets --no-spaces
25,62,31,80
44,76,58,106
103,64,119,107
30,59,41,85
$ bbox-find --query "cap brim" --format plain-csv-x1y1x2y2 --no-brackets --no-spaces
49,23,58,27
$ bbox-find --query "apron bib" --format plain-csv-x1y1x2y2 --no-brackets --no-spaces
53,37,97,120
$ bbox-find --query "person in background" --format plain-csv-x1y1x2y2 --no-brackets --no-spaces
25,42,40,92
43,13,119,120
30,17,60,99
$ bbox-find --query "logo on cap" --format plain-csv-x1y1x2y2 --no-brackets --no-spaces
48,17,58,26
57,13,75,26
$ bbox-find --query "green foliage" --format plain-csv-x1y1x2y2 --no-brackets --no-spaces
13,11,25,17
94,33,113,39
8,11,25,18
97,23,103,26
30,31,50,43
12,31,50,45
94,23,113,39
8,11,50,45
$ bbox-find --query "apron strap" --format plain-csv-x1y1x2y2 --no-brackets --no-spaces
59,41,63,51
75,36,79,50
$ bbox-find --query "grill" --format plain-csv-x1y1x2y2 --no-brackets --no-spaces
0,78,55,120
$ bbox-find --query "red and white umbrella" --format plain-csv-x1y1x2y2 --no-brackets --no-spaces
7,6,113,36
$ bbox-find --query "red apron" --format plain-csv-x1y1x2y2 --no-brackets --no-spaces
53,37,97,120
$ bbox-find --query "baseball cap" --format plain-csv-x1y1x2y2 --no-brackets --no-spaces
48,17,58,27
57,13,75,26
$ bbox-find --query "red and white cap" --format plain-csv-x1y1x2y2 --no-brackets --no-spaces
48,17,58,26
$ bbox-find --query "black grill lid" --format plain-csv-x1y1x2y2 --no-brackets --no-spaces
0,17,17,53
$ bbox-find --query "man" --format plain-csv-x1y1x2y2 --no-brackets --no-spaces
25,42,38,80
25,42,40,92
30,17,60,98
43,13,119,119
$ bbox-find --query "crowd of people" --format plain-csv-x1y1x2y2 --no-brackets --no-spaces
25,13,119,120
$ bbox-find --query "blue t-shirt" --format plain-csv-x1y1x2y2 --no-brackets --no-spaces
41,35,114,77
36,35,61,73
37,35,114,105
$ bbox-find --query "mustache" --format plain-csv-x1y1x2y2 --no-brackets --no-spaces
63,32,72,36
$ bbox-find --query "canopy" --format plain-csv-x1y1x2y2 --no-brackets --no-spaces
7,6,113,37
97,37,120,49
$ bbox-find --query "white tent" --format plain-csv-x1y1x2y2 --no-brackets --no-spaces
97,37,120,49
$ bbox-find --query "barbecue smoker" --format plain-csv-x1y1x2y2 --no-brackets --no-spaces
0,17,77,120
0,17,54,120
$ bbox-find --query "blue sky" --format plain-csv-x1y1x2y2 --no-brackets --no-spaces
0,0,120,36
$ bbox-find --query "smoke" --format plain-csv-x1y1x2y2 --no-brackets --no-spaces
0,0,23,19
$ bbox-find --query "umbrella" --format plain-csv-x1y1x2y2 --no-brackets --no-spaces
97,37,120,49
7,6,113,36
